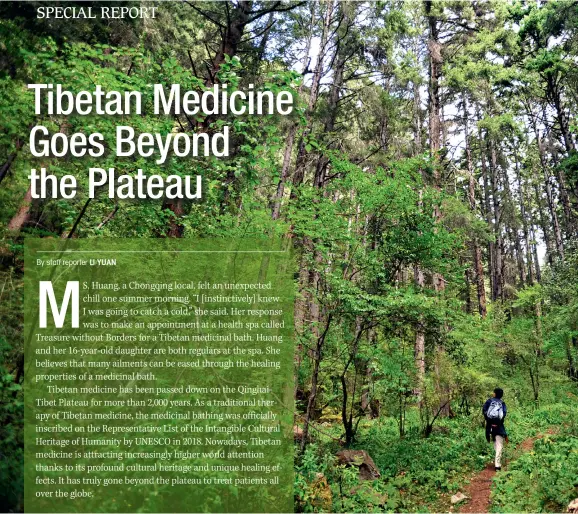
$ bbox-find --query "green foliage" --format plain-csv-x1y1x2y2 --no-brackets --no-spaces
492,428,578,513
295,442,403,513
557,152,578,194
0,338,23,511
361,416,490,505
295,400,578,513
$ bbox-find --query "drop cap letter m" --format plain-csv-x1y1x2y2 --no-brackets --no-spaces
39,281,79,328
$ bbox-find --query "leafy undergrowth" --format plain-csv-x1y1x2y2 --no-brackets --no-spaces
295,400,578,513
360,417,489,511
491,418,578,512
295,414,491,513
0,344,23,512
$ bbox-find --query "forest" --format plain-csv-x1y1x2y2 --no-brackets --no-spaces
1,1,578,512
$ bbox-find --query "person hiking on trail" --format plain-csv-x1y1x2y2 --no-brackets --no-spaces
482,387,508,471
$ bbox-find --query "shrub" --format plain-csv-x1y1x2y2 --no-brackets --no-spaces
492,429,578,512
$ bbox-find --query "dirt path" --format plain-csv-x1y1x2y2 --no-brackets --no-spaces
458,463,494,513
458,432,553,514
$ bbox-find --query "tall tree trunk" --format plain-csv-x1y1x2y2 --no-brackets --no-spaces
300,313,332,451
413,80,422,153
291,0,334,193
313,1,353,189
425,0,442,160
478,130,495,298
271,4,316,220
7,187,33,232
527,104,564,259
549,137,576,237
514,147,535,285
531,224,542,282
295,1,336,452
425,0,444,296
413,85,426,401
488,138,503,301
547,76,576,155
534,182,553,266
414,264,426,400
513,229,526,287
464,266,472,314
501,153,526,286
536,133,564,259
464,97,487,317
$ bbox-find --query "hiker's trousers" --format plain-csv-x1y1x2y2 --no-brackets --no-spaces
494,435,504,468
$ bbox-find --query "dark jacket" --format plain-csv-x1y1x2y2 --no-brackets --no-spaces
482,397,507,440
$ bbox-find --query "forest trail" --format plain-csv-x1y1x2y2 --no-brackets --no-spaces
458,462,494,513
458,431,554,513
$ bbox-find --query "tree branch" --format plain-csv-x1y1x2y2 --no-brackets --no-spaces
247,1,306,24
97,203,119,230
64,198,92,239
241,18,276,44
185,2,226,28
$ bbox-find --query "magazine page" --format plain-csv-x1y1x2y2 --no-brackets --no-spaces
1,1,577,513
